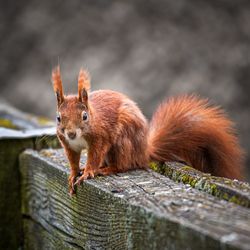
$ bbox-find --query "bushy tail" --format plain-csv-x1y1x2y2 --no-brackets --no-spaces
147,95,244,180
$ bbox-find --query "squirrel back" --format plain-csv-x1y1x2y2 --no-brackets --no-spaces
147,95,244,180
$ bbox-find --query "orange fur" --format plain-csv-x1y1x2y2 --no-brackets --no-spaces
52,66,64,106
148,95,244,180
78,69,90,104
52,68,245,194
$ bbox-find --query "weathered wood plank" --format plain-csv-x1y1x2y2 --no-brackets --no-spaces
0,102,59,250
20,149,250,250
150,162,250,208
0,139,33,250
0,138,59,250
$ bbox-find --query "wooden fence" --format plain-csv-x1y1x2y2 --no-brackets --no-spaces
1,102,250,250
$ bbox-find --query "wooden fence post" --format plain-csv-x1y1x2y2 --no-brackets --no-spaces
0,102,58,249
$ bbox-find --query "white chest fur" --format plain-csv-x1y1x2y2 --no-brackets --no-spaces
67,137,88,152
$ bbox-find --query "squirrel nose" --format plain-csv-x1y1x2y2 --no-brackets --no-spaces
67,131,76,140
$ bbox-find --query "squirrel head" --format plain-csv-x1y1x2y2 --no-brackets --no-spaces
52,66,91,142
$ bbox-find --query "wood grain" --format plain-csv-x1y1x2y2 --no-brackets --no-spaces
20,149,250,250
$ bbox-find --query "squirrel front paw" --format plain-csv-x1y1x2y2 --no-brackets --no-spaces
74,167,96,186
68,172,80,195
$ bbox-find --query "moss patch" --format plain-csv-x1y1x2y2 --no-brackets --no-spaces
0,118,19,129
36,116,53,126
149,161,250,208
149,162,165,175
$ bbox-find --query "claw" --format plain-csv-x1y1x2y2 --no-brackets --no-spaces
74,178,81,186
71,181,75,192
69,187,75,196
74,168,95,185
68,167,96,194
68,172,78,195
74,177,82,186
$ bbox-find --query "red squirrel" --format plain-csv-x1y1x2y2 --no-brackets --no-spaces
52,66,244,195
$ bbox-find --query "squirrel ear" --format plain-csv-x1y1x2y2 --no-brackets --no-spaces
52,66,64,107
78,68,91,104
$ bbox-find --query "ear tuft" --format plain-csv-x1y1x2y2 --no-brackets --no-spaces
52,66,64,107
78,68,91,103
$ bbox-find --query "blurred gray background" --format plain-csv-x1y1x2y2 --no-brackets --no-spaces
1,0,250,180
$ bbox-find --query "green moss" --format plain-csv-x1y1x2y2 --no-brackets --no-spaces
0,118,18,129
209,184,218,195
180,174,192,185
149,162,250,208
222,193,229,200
37,116,52,125
180,166,196,172
184,176,197,187
180,174,190,183
229,196,242,205
149,162,165,175
149,162,158,171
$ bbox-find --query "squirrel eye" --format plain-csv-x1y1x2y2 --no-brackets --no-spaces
82,111,88,121
56,114,61,123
